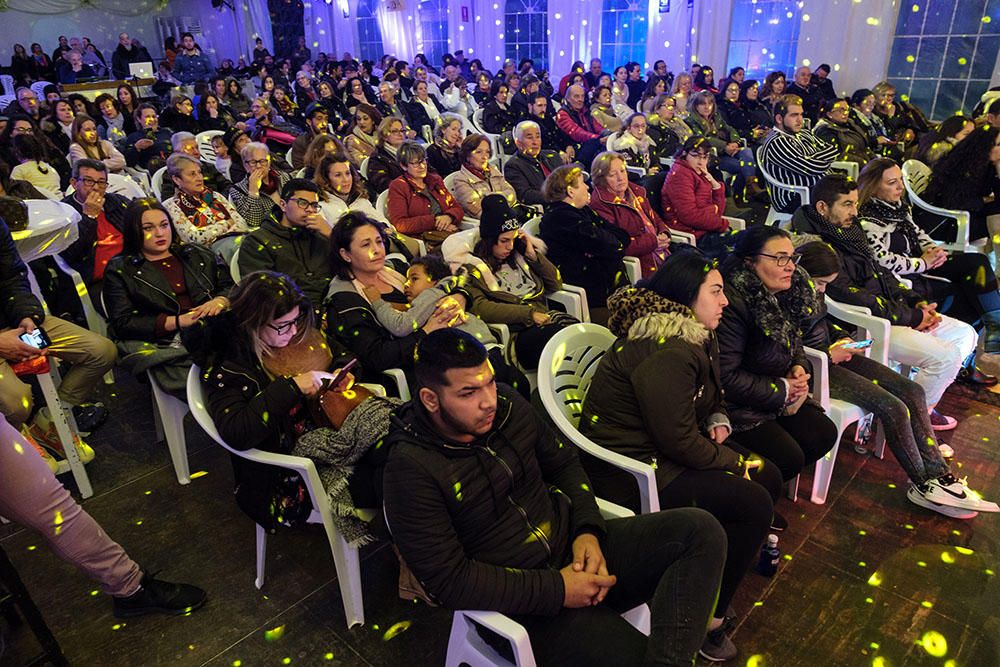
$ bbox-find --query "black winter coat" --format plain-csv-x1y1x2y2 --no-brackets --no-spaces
538,201,630,308
482,100,517,135
237,216,332,307
366,146,406,195
103,244,233,341
0,219,44,328
503,150,563,205
61,191,131,285
791,205,924,327
382,386,605,614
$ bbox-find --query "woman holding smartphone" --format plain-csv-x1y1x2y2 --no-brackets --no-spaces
798,241,998,518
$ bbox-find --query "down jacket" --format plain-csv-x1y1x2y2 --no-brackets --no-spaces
386,172,465,237
589,182,670,279
580,288,743,497
660,159,728,238
382,385,605,614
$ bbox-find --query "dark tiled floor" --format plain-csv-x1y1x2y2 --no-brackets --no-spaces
2,372,999,666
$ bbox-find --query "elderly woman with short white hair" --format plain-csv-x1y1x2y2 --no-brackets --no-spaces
162,153,249,261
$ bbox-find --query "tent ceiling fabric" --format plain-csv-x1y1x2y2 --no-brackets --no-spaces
0,0,167,16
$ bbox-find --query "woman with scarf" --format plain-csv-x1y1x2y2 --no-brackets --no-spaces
184,270,394,544
366,116,409,195
589,151,670,279
612,112,659,176
858,158,1000,375
589,85,623,133
449,134,517,219
580,251,782,662
426,114,465,177
792,173,981,430
716,225,838,489
647,93,693,162
162,153,249,262
343,103,382,169
796,241,998,518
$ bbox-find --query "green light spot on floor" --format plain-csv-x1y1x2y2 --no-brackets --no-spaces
383,620,413,641
324,653,334,661
868,572,882,586
190,470,208,479
888,483,897,489
858,530,867,536
783,554,792,561
144,490,152,495
869,642,880,650
753,601,764,606
904,524,914,530
90,589,99,596
865,597,874,604
986,569,995,576
917,561,926,567
232,661,242,667
282,658,291,665
941,551,955,564
746,655,765,667
955,546,974,555
858,561,866,567
921,600,933,608
264,625,286,641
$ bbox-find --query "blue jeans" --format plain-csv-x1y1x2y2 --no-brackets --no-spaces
509,508,726,666
718,148,756,198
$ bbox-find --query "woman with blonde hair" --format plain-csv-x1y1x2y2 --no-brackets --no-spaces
343,103,382,168
302,133,345,180
671,72,693,118
69,114,126,172
365,116,408,194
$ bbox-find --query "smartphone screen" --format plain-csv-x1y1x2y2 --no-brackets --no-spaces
19,328,50,350
842,339,873,350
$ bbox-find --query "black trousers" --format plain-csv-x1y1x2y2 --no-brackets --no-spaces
508,508,726,667
730,403,838,482
513,322,568,370
926,252,1000,324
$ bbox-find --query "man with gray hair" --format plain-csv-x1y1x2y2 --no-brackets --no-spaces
159,131,233,200
504,120,565,205
230,141,291,228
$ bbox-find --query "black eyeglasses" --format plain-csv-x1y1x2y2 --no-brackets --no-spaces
245,157,270,167
79,177,109,188
757,252,801,267
288,197,321,212
267,320,297,335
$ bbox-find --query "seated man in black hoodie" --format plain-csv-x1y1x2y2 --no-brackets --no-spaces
237,178,332,306
503,120,565,206
382,328,726,666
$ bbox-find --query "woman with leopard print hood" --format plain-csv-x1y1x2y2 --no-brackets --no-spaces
580,250,781,662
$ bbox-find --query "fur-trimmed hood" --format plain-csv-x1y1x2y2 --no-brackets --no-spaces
607,286,710,346
615,131,654,153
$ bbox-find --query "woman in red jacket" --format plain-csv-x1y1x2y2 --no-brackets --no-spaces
589,151,670,278
386,141,464,248
661,136,737,255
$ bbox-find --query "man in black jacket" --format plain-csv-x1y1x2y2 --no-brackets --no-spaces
237,179,332,305
0,217,116,432
122,105,173,171
504,120,565,206
383,329,726,665
111,32,152,80
61,159,130,287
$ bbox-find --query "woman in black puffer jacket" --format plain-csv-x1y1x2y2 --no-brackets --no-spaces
716,226,837,484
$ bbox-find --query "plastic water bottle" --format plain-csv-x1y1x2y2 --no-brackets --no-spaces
756,534,780,577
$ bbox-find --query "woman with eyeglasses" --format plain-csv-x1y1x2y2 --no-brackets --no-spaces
366,116,410,195
103,199,233,397
646,93,693,162
716,225,838,497
343,103,382,169
386,141,464,246
69,114,126,173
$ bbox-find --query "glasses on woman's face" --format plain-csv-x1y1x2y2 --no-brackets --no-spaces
757,252,801,267
245,157,269,167
388,127,404,135
408,158,428,167
266,320,297,335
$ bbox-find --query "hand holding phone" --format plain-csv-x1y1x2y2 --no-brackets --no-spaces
323,358,359,393
19,327,51,350
839,339,873,350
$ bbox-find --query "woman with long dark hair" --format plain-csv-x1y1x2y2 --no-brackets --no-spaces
716,225,838,485
103,198,232,396
580,250,780,662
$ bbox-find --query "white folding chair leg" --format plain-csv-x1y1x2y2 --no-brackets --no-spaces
810,438,841,505
255,523,267,589
50,255,115,385
446,610,535,667
37,372,93,499
786,475,799,502
324,519,365,628
148,372,191,485
152,391,164,442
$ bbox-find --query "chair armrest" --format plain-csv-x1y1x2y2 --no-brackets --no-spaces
486,323,511,348
803,346,830,409
597,497,636,519
722,215,745,231
625,166,647,178
623,256,642,285
659,157,674,168
455,611,532,657
548,283,590,323
459,217,480,231
908,193,975,251
559,425,660,513
669,230,697,246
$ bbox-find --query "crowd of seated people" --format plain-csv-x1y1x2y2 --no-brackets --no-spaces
5,34,1000,665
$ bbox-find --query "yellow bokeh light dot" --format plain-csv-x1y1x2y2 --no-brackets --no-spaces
912,3,920,11
906,55,915,63
919,631,947,658
958,57,968,65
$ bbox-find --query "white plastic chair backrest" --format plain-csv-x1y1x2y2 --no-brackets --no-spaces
0,74,13,96
229,244,242,283
285,146,294,165
537,323,616,429
106,173,146,200
522,217,541,238
375,190,389,219
30,81,52,99
902,159,930,198
360,156,370,178
443,171,462,193
757,158,811,205
151,166,168,200
472,108,485,133
441,227,479,272
196,130,223,164
0,94,14,110
26,199,81,226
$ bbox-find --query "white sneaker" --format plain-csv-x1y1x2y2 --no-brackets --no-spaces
924,475,1000,512
907,484,978,519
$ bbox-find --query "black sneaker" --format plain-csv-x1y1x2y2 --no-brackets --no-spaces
769,512,788,532
113,572,207,618
699,616,738,662
72,403,109,434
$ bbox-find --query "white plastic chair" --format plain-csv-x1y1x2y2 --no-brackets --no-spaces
105,172,147,200
186,365,368,628
901,159,984,254
30,81,53,100
360,156,370,179
604,134,646,178
150,166,168,200
0,94,14,110
229,244,242,283
757,159,808,229
0,74,13,95
830,160,859,181
444,498,650,667
196,130,224,164
375,189,389,220
149,371,191,485
623,257,642,285
537,323,660,514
